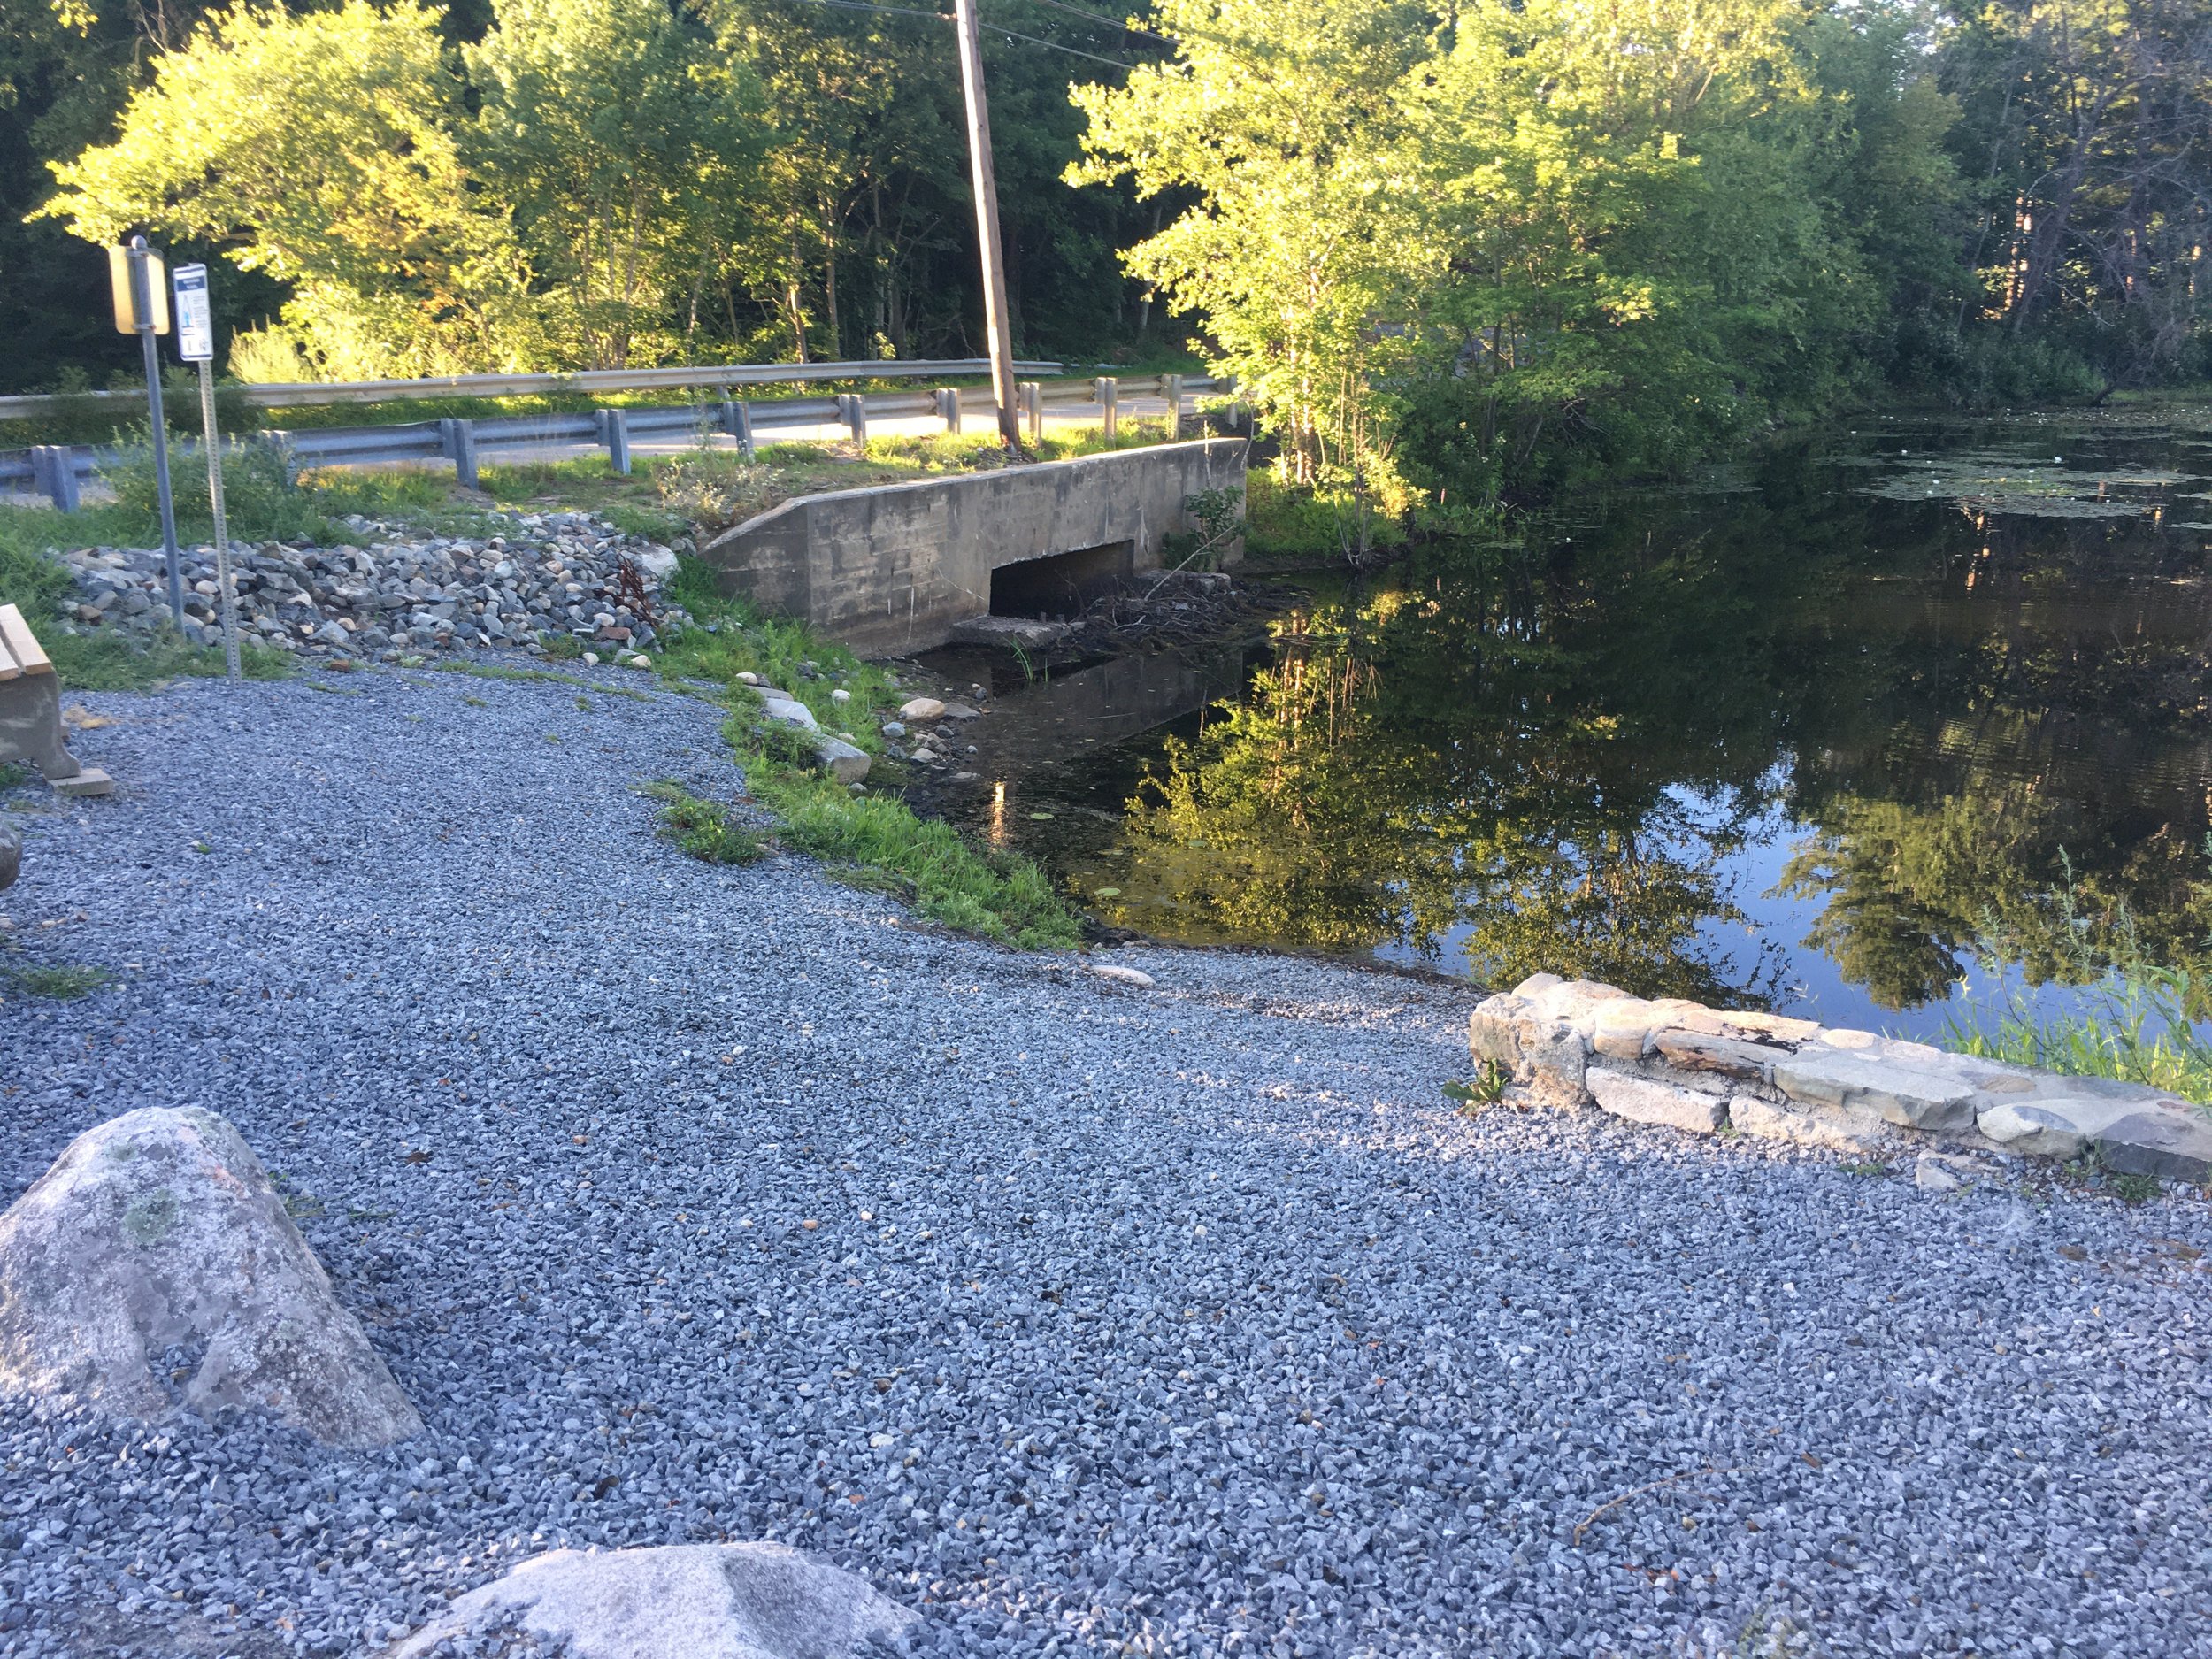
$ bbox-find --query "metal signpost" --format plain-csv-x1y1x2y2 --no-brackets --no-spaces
110,236,185,626
172,263,240,680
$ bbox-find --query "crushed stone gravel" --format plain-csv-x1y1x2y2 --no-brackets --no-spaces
1,664,2208,1659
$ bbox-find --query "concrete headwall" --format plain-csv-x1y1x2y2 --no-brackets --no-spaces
697,439,1248,654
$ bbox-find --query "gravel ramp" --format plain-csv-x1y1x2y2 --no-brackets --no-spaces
1,666,2208,1658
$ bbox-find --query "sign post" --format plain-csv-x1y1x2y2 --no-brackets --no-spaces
110,236,185,627
172,263,239,680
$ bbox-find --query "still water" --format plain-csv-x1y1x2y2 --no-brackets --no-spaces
924,406,2212,1040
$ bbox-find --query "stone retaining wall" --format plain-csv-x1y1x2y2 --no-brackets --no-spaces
1470,974,2212,1182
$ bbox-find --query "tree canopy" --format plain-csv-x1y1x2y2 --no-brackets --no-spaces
3,0,2206,505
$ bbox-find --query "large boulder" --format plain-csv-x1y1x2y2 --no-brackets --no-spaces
392,1543,921,1659
0,1107,420,1446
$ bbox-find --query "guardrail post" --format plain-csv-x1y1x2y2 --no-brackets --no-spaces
935,388,961,434
1095,377,1118,444
720,398,756,460
1018,381,1041,444
597,408,632,475
30,446,81,512
1163,374,1183,442
838,392,868,446
438,419,479,490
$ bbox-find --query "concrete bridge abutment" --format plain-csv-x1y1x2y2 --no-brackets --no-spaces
696,439,1248,655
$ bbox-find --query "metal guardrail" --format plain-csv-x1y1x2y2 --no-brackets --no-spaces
0,357,1067,421
1,374,1229,511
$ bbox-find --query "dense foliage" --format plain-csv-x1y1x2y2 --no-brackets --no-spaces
4,0,2208,503
1077,0,2212,506
3,0,1162,387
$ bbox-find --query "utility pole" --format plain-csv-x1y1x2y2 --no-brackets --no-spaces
952,0,1022,449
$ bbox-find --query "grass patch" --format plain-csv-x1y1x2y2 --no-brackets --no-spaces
1,961,111,999
641,780,770,865
2107,1169,2162,1205
739,722,1079,948
651,555,1079,949
1943,865,2212,1106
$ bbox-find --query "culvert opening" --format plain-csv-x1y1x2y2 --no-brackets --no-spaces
989,541,1135,619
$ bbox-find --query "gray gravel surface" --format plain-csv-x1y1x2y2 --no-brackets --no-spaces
2,665,2208,1659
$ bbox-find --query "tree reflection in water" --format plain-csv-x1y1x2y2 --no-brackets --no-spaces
1076,414,2212,1015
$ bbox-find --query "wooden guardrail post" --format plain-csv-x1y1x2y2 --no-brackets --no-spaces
1018,381,1042,444
438,419,480,489
1162,374,1183,441
935,388,962,434
1095,377,1118,443
597,408,632,474
29,446,79,512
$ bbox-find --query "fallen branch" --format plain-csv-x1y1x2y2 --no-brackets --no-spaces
1571,1464,1743,1548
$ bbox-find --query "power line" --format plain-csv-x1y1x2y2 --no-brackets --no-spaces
1019,0,1178,50
773,0,1141,69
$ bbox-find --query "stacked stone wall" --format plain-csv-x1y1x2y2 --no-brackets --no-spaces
1470,974,2212,1182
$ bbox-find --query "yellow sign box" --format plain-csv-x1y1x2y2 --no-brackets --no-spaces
108,244,170,334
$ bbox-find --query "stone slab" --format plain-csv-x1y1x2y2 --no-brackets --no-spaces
1772,1048,1978,1133
1653,1029,1774,1082
2093,1106,2212,1183
1587,1068,1726,1135
1728,1094,1886,1155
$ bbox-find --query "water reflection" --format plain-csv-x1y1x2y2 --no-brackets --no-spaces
949,410,2212,1033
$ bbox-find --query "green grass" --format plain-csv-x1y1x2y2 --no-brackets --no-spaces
0,961,111,999
1948,979,2212,1106
737,721,1080,948
1942,872,2212,1106
641,780,770,865
1243,471,1409,562
649,555,1079,949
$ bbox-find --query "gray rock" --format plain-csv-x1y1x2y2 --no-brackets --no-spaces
815,738,870,785
0,819,16,891
631,544,680,581
756,697,818,733
1978,1098,2105,1160
0,1106,420,1447
1914,1154,1964,1194
2093,1106,2212,1182
1771,1046,1978,1133
947,616,1068,651
390,1542,918,1659
1586,1068,1726,1134
1729,1094,1884,1154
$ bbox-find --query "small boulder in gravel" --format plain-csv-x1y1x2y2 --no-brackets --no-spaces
391,1542,919,1659
898,696,945,722
0,1106,420,1446
0,818,17,890
1093,964,1155,987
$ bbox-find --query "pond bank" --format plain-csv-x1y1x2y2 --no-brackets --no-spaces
0,666,2206,1657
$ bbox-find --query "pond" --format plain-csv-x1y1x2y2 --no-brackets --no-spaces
917,404,2212,1041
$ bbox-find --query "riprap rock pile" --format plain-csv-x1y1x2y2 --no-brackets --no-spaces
51,512,687,662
